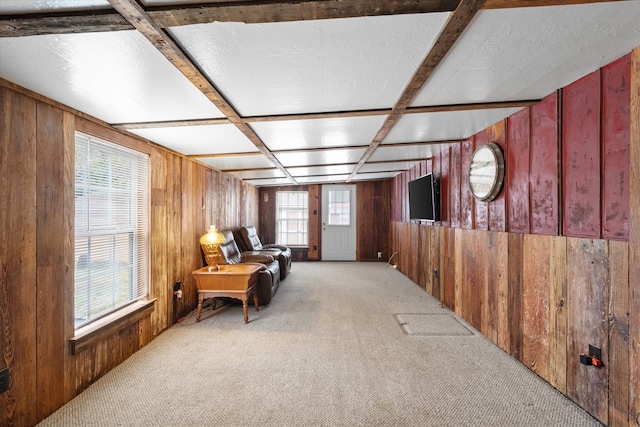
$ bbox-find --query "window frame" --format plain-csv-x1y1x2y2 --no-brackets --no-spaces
275,191,309,247
73,131,150,331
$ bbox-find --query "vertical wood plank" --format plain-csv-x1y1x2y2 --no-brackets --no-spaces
563,70,602,238
474,132,489,231
566,238,609,423
488,121,507,232
522,234,550,378
507,107,531,233
418,224,429,292
449,144,462,228
35,102,75,421
441,227,456,310
548,236,568,394
530,92,560,236
628,45,639,427
308,184,320,260
460,139,474,229
0,87,38,427
454,228,463,317
508,233,524,360
150,147,169,337
602,54,631,241
439,148,450,227
487,231,507,345
492,232,510,351
608,240,629,427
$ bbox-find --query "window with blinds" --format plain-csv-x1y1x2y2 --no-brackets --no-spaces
74,132,150,329
276,191,308,246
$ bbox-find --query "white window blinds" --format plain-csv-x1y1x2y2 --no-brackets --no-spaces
74,132,150,328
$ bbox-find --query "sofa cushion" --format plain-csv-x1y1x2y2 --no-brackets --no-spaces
237,226,292,280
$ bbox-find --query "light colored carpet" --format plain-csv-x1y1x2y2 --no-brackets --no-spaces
39,262,602,427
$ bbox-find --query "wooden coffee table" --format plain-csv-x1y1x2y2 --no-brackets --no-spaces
192,263,264,323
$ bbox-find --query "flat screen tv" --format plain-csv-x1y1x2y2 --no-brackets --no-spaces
408,173,440,222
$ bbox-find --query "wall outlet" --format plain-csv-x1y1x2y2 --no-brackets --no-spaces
0,366,9,394
377,251,382,259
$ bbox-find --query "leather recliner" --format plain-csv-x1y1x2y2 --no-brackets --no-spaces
217,230,280,305
236,226,292,280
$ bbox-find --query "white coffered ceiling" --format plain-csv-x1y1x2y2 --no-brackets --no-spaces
1,1,639,186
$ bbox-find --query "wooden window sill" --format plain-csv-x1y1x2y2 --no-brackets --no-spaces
70,299,156,355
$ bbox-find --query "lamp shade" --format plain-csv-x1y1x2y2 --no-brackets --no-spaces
200,225,225,266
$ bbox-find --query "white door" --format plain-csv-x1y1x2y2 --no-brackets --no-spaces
321,184,356,261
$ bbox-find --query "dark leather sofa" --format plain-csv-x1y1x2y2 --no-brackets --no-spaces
236,226,292,280
218,230,280,305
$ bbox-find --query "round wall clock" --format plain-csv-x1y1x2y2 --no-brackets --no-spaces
468,142,505,202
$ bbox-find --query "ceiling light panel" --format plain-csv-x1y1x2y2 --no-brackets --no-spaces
245,177,298,187
0,31,224,124
252,116,387,151
368,144,455,163
195,154,275,171
226,169,285,180
275,148,366,167
129,124,259,155
352,172,399,181
414,2,640,106
385,108,523,143
295,175,351,184
359,161,417,174
287,164,355,177
170,13,449,116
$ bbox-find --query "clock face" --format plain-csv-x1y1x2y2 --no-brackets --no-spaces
468,142,505,202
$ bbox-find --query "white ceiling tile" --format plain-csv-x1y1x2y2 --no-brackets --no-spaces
352,172,399,181
171,13,449,116
368,144,455,163
0,31,223,124
0,0,109,13
288,164,355,177
385,108,523,143
252,115,387,151
245,177,297,187
414,2,640,106
130,124,258,155
227,169,285,180
275,147,366,167
360,161,417,174
295,175,350,184
195,154,276,172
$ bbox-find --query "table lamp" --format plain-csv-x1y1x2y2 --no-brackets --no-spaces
200,225,225,270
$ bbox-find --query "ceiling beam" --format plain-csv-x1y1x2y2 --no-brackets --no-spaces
0,0,627,37
347,0,487,182
1,0,459,37
106,0,297,184
113,100,537,130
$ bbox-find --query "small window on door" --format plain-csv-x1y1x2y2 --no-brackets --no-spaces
276,191,308,246
328,190,351,225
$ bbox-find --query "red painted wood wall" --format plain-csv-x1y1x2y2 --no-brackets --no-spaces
404,53,631,241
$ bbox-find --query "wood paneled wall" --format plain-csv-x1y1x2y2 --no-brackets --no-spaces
389,51,638,427
0,82,258,426
258,181,390,262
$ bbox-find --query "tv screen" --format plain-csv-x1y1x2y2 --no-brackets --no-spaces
408,174,440,222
